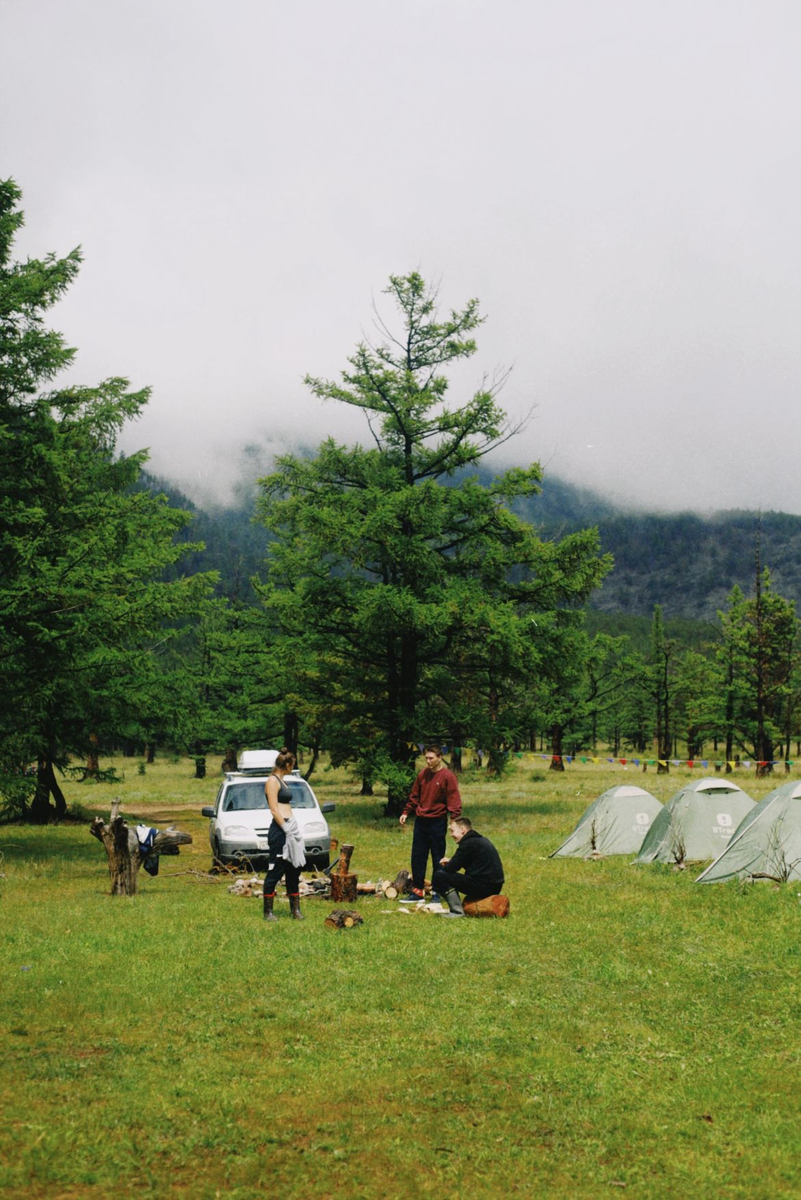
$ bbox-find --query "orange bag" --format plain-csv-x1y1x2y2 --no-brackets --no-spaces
463,894,510,918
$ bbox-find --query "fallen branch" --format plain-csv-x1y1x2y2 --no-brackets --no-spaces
167,870,225,883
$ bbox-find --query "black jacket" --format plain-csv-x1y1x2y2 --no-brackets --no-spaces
446,829,504,887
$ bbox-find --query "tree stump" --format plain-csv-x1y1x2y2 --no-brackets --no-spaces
324,909,363,930
329,842,357,903
90,799,192,895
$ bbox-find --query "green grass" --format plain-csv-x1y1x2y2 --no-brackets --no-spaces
2,757,801,1197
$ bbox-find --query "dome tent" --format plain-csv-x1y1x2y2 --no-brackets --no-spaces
550,785,662,858
696,780,801,884
634,777,755,865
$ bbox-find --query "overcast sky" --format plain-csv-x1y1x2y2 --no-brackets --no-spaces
3,0,800,513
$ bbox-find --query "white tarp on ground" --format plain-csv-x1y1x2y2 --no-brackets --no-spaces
550,785,662,857
634,777,755,864
696,780,801,884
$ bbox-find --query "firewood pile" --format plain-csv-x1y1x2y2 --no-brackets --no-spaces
223,847,437,911
299,877,331,897
227,876,263,897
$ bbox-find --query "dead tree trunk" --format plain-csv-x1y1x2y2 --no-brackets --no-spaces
329,842,358,903
89,799,192,895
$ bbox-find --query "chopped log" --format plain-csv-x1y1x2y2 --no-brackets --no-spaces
388,868,411,895
329,841,357,902
89,799,192,896
324,908,364,930
356,880,377,894
330,837,339,858
383,885,398,900
462,894,510,919
330,873,358,903
336,843,355,875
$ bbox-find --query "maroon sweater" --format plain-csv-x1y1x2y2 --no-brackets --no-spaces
403,767,462,820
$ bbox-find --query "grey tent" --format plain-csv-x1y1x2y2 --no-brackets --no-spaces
634,776,755,865
550,785,662,857
697,780,801,884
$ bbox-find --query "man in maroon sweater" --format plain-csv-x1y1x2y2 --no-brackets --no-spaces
399,744,461,902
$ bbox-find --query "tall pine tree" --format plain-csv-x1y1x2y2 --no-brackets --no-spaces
0,180,214,819
256,273,611,811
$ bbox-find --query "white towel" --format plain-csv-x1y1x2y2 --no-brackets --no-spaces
282,815,306,868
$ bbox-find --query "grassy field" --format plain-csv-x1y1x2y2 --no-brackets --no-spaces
2,756,801,1198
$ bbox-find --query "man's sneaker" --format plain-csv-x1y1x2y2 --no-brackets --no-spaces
399,889,425,903
430,891,441,903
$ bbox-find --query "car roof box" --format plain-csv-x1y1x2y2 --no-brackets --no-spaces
237,749,278,772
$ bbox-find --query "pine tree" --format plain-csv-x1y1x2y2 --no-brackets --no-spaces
256,273,611,811
0,180,214,819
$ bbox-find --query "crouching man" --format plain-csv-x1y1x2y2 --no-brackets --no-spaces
432,816,505,918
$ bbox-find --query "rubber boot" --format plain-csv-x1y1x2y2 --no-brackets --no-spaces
289,894,304,920
263,892,278,921
438,888,465,918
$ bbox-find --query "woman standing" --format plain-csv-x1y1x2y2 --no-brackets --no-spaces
262,748,306,921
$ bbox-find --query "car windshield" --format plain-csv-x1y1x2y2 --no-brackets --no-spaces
222,779,317,812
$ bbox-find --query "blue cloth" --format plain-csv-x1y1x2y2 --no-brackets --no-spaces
136,825,159,876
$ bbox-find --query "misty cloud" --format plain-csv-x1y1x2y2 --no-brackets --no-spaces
2,0,800,512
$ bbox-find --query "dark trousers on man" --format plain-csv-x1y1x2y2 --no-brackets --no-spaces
411,815,447,891
432,867,503,904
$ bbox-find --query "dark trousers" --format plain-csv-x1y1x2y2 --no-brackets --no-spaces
411,815,447,891
263,822,301,896
432,867,503,904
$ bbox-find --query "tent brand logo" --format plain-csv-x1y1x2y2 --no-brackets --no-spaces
714,812,734,835
635,813,651,826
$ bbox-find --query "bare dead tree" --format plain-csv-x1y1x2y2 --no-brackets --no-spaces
90,799,192,896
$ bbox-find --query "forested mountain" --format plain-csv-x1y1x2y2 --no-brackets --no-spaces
141,474,270,602
511,478,801,620
587,509,801,619
156,467,801,623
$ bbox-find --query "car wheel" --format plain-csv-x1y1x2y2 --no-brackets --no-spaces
310,853,330,872
212,840,227,870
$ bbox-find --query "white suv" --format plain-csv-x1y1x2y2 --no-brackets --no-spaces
201,753,335,871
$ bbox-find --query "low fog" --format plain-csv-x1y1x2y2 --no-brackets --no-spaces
3,0,800,513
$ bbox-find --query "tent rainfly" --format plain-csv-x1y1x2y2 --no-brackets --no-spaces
550,785,662,858
634,777,755,865
696,781,801,884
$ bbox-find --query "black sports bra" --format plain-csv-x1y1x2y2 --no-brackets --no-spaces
270,775,292,805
